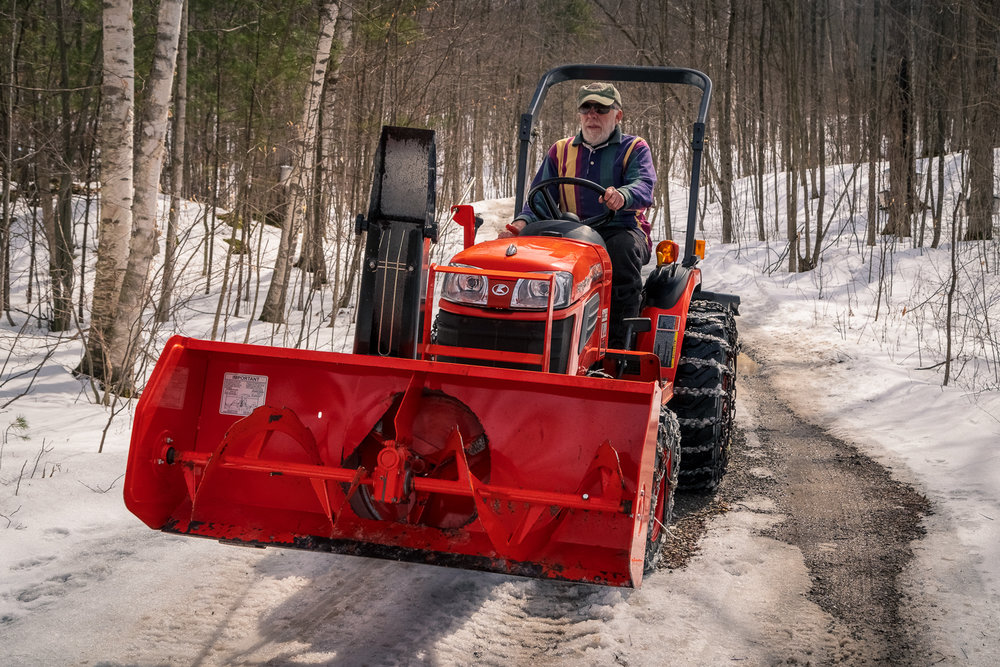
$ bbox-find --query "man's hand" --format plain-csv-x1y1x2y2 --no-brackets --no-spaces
499,220,526,238
599,186,625,211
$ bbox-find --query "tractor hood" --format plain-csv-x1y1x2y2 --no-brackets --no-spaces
449,236,612,290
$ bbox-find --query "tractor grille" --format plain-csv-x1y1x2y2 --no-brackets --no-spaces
578,293,601,354
435,310,575,373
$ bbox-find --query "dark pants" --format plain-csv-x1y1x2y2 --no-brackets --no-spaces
599,226,651,349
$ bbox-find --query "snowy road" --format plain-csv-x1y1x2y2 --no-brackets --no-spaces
4,336,951,666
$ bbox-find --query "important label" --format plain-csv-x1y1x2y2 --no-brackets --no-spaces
219,372,268,416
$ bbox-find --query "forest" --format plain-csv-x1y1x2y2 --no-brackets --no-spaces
0,0,998,395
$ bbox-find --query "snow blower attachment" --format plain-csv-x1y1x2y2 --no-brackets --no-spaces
126,65,739,588
124,337,664,586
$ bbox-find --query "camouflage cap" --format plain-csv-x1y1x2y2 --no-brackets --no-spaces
578,82,622,108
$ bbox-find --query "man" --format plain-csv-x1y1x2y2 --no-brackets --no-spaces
500,82,656,349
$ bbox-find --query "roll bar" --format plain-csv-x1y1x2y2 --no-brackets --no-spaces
513,64,712,267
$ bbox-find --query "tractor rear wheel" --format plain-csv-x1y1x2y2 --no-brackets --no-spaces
644,407,681,572
669,300,739,491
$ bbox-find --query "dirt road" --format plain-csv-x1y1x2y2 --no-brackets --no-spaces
705,347,931,663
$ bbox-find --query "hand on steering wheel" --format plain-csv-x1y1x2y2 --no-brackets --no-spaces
526,177,616,228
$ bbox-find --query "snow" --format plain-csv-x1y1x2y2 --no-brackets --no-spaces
2,156,1000,664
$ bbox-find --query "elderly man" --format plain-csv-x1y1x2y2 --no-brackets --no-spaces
500,82,657,349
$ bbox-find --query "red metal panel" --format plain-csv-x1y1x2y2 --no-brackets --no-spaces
124,336,661,587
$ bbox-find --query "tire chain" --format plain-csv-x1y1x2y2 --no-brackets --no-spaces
644,407,681,571
675,356,732,372
673,385,728,397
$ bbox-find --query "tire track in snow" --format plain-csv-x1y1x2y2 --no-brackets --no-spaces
209,554,633,666
432,581,621,665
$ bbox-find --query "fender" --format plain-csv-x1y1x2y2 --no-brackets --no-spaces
642,264,700,310
637,264,702,385
644,264,741,314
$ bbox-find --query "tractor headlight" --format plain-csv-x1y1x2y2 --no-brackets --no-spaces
441,265,488,306
510,271,573,310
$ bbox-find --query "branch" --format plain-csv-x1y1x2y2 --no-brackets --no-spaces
915,360,947,371
0,505,22,529
591,0,649,62
78,474,125,494
5,83,100,94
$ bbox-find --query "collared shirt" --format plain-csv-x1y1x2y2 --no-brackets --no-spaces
517,126,657,246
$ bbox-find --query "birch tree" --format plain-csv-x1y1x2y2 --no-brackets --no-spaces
298,2,355,285
156,0,188,321
104,0,184,392
259,0,341,323
77,0,134,382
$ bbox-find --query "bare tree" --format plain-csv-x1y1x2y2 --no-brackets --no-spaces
865,0,882,248
883,0,915,238
1,8,18,325
718,0,736,245
259,0,341,323
297,1,354,288
965,0,997,241
104,0,184,392
47,0,89,331
156,0,188,322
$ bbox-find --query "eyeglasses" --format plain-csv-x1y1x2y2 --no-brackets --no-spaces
578,103,614,115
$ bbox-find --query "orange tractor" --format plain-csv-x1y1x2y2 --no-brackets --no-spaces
124,65,739,588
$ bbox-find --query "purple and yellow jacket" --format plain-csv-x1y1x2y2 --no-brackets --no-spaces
516,126,657,248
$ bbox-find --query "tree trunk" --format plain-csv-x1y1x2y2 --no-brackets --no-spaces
156,0,187,322
883,0,914,238
754,4,767,242
260,0,341,323
932,106,945,249
966,0,997,241
36,163,57,321
105,0,184,393
719,0,736,244
2,12,20,324
781,0,800,273
78,0,134,381
810,0,828,264
299,90,329,286
48,0,79,332
865,0,881,247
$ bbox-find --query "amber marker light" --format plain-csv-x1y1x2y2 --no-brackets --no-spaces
694,239,706,259
655,240,679,266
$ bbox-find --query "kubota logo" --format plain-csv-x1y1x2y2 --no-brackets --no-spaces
491,284,509,296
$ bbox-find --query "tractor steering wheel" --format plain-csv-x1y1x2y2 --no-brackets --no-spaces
526,177,615,229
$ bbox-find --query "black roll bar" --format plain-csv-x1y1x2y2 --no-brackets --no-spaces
513,64,712,267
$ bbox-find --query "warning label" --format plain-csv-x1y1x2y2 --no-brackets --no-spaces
219,372,268,416
654,314,680,368
160,366,190,410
